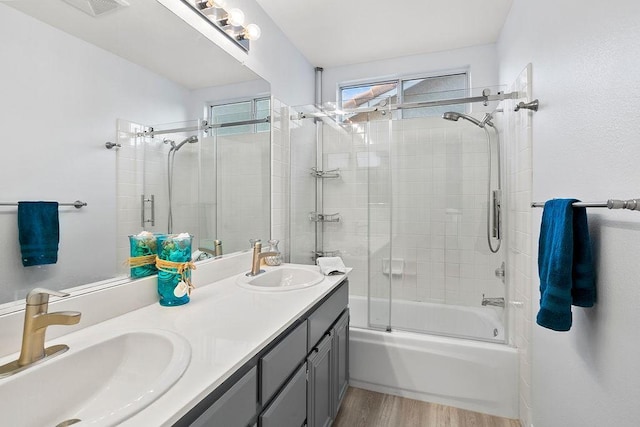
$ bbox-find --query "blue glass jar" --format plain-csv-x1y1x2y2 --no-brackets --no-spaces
128,232,158,278
157,234,192,306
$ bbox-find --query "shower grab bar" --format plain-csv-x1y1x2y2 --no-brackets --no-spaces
0,200,87,209
531,199,640,211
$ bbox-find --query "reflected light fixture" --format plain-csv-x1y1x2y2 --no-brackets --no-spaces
186,0,261,52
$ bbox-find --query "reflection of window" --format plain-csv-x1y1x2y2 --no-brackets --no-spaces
339,72,467,119
209,97,270,136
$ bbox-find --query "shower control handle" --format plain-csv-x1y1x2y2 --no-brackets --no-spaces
495,262,505,284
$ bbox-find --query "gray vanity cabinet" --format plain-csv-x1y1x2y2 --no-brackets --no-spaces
307,334,334,427
332,310,349,416
174,280,349,427
306,282,350,427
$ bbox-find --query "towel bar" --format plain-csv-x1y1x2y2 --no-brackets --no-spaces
531,199,640,211
0,200,87,209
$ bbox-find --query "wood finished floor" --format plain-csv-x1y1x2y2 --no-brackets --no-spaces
333,387,521,427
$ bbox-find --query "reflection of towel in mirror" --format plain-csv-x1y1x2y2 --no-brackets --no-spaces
18,201,60,267
316,257,347,276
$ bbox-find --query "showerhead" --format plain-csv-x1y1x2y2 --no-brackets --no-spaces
172,135,198,152
442,111,485,128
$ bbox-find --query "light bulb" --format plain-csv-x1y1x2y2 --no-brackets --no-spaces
227,8,245,26
244,23,261,40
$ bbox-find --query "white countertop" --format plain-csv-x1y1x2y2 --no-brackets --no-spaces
14,264,349,426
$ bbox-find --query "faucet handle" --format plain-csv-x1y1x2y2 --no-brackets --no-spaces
25,288,70,305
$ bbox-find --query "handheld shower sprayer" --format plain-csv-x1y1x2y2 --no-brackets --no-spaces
442,111,494,128
172,135,199,152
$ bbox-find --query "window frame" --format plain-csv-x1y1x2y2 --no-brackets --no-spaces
207,96,271,136
338,69,469,119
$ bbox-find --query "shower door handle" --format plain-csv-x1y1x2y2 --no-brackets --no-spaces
141,194,155,227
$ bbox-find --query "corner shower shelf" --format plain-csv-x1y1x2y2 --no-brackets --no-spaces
310,167,341,179
309,212,341,223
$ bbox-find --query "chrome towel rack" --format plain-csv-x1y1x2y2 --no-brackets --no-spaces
0,200,87,209
531,199,640,211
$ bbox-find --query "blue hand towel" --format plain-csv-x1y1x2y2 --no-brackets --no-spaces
537,199,596,331
18,201,60,267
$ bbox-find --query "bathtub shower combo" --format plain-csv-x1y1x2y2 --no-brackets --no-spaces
289,87,521,419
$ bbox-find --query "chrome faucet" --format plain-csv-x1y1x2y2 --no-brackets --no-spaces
481,294,505,307
0,288,81,378
246,241,278,276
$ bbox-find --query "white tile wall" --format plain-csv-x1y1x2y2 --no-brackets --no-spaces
288,108,318,265
271,98,291,260
216,131,270,252
503,64,533,427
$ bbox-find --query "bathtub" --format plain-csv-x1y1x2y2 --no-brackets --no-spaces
348,295,519,419
351,296,506,341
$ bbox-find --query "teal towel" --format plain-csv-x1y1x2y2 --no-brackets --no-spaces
537,199,596,331
18,201,60,267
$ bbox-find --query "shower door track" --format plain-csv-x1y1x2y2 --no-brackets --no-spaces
293,90,520,120
133,117,271,138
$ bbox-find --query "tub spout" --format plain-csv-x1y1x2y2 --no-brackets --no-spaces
481,294,505,307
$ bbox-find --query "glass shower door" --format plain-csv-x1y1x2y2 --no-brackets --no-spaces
387,112,506,342
366,114,393,331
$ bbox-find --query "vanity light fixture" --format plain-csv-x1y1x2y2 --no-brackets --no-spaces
186,0,261,52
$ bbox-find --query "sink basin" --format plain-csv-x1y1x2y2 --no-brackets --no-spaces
237,266,325,291
0,329,191,427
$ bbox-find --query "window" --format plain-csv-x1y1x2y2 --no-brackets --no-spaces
209,97,270,136
339,72,468,119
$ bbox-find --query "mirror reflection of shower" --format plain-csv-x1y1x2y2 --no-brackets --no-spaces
442,111,502,253
166,135,198,233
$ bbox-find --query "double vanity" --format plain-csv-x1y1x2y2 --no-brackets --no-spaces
0,257,350,427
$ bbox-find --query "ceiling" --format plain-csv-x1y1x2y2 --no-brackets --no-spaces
255,0,514,68
6,0,260,90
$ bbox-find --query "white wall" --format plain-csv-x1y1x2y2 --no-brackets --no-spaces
0,3,191,302
320,44,500,104
498,1,640,426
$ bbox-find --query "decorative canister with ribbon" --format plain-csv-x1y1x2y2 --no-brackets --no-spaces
156,233,195,306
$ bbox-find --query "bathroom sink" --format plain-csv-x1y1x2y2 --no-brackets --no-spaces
237,266,325,291
0,329,191,427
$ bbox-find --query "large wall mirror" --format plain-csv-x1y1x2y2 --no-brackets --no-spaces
0,0,271,306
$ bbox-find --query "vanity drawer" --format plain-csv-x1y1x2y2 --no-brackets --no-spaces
307,281,348,352
191,367,257,427
259,363,307,427
260,319,308,405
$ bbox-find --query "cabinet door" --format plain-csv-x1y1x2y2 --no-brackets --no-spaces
332,309,349,416
307,334,333,427
259,363,307,427
190,367,257,427
260,320,308,405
